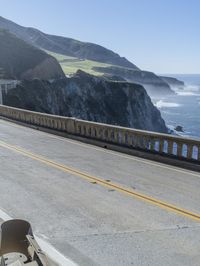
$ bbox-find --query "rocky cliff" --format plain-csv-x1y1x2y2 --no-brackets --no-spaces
0,29,65,80
2,71,168,133
159,76,185,89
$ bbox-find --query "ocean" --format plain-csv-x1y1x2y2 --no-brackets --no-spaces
153,74,200,140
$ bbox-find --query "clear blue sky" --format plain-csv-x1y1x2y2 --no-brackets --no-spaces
1,0,200,74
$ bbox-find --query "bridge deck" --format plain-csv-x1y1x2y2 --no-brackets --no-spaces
0,119,199,266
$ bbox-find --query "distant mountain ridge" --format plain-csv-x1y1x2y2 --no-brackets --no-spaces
94,66,174,96
0,16,181,96
0,29,65,80
0,16,138,69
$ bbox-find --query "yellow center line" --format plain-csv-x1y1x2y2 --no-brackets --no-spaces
0,140,200,222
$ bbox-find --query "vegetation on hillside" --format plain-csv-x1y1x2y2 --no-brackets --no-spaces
46,50,136,76
46,51,115,76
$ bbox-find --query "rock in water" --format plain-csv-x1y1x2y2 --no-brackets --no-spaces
174,125,184,132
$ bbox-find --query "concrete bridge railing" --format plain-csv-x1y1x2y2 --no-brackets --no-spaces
0,104,199,163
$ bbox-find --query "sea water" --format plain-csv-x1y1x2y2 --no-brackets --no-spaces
153,74,200,140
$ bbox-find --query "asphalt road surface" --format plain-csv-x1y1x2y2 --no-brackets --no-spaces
0,119,200,266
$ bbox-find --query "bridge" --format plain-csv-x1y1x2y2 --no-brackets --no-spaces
0,80,19,104
0,105,200,265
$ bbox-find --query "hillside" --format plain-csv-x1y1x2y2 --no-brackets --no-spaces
0,29,65,80
2,70,168,133
0,16,137,69
46,51,114,76
44,51,174,96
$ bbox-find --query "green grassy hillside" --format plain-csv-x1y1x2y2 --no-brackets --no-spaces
46,51,116,76
46,50,136,77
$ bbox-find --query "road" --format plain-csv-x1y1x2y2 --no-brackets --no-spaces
0,118,200,266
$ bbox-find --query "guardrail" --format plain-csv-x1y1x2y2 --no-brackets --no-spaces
0,104,199,163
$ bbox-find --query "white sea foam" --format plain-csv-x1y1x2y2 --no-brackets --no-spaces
155,100,181,108
186,84,200,91
176,91,200,96
175,84,200,96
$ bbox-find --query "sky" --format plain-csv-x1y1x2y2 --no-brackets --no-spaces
1,0,200,74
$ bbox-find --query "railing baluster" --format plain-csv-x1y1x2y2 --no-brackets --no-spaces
159,139,164,153
140,137,146,149
187,144,193,159
127,133,132,146
142,137,147,149
114,130,118,143
177,142,183,157
168,141,173,155
132,134,137,147
150,139,155,151
121,132,126,145
135,135,140,148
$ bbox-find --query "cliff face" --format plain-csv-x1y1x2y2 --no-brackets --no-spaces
0,29,65,80
159,76,185,89
2,71,167,133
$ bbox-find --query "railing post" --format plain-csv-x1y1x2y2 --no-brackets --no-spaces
150,139,155,152
168,141,173,155
127,133,132,146
131,135,136,147
159,139,164,153
177,142,183,157
113,130,118,143
187,144,193,160
120,131,124,145
108,129,114,142
139,136,146,150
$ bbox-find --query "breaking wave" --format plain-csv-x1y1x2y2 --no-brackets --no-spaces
155,100,181,108
176,91,200,96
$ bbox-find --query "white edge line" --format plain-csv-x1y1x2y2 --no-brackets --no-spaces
36,237,77,266
0,209,12,221
0,208,77,266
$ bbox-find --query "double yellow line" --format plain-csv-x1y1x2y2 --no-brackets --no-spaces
0,140,200,222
